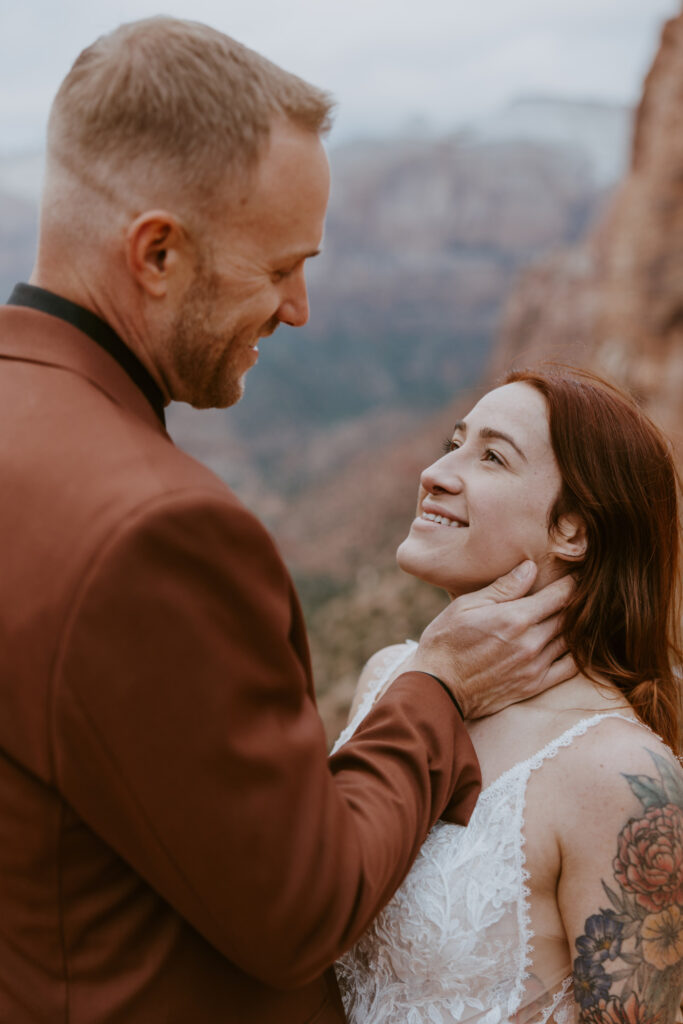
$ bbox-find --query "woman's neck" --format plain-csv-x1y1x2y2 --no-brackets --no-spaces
503,670,633,719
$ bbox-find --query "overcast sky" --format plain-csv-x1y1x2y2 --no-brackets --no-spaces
0,0,680,152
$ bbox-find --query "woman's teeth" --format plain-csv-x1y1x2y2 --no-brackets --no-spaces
421,512,466,528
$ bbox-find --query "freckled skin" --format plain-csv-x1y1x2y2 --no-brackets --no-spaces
396,383,565,597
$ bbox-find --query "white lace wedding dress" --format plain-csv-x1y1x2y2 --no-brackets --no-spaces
331,641,636,1024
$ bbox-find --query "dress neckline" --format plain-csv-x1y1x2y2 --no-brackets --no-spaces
333,641,662,792
477,710,650,802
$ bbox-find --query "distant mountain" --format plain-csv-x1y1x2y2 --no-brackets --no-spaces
468,96,632,187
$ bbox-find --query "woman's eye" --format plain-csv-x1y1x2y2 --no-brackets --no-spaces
483,449,503,465
441,437,460,455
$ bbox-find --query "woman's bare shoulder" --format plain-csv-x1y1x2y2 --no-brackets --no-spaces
562,713,679,776
359,643,414,685
347,643,415,724
545,714,682,838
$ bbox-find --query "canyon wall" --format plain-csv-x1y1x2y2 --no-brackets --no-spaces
493,12,683,456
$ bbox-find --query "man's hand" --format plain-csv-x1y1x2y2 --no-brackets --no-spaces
412,561,575,719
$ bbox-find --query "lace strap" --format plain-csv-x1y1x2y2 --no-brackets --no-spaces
526,711,671,774
483,711,659,802
330,641,417,755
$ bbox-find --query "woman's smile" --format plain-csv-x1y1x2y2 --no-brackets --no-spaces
418,501,469,528
397,382,569,598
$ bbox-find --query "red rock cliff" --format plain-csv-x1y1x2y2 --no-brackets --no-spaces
492,11,683,455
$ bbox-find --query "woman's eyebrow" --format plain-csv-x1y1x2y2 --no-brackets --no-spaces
480,427,528,462
451,420,528,462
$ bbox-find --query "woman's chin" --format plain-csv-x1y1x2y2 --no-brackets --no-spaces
395,539,433,579
395,554,432,587
396,545,439,588
396,543,484,596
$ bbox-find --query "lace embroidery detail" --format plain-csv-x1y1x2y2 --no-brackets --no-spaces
536,978,574,1024
333,646,655,1024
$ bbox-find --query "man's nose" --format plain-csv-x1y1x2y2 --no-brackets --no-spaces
277,267,310,327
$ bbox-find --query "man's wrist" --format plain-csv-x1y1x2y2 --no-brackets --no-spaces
418,673,465,721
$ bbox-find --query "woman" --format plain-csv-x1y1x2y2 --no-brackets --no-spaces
332,367,683,1024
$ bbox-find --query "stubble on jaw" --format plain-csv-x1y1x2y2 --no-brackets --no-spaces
169,252,281,409
170,260,242,410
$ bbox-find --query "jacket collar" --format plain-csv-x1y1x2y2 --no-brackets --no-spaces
0,304,169,435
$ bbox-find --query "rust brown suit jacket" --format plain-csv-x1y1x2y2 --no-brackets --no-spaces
0,302,481,1023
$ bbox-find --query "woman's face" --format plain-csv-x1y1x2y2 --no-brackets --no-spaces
397,382,565,597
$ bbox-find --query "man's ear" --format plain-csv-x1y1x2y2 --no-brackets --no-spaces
126,211,193,298
550,514,587,563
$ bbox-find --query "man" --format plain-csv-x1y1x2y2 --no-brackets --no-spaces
0,17,573,1023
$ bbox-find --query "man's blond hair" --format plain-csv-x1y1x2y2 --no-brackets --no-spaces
46,16,334,215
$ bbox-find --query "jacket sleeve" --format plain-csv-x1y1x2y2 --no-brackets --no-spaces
53,489,481,989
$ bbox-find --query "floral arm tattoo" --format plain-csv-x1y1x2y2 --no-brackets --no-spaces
572,749,683,1023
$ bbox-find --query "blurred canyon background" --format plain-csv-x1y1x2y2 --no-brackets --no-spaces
3,10,682,744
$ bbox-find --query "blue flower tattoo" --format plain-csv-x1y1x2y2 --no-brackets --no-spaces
573,956,612,1010
575,911,624,963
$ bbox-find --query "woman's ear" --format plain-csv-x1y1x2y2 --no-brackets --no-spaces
550,514,587,563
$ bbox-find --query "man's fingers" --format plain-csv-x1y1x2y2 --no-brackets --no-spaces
541,651,577,690
459,566,574,623
516,650,576,707
535,632,566,669
466,560,538,607
528,612,565,650
417,563,576,717
511,573,575,627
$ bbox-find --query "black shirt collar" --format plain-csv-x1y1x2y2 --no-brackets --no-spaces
7,283,166,427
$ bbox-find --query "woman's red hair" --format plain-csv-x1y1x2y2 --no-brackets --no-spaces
505,366,682,753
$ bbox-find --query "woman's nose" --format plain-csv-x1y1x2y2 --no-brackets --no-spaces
420,453,463,495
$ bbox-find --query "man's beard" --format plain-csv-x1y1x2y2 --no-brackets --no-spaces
170,263,278,409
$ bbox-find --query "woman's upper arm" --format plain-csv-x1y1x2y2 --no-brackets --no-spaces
556,726,683,1024
346,644,411,724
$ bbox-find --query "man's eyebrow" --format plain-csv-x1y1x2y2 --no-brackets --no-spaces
452,420,528,462
279,248,321,265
